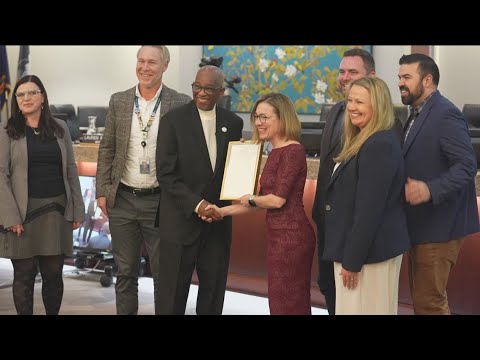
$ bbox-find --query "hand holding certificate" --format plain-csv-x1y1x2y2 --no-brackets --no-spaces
220,141,263,200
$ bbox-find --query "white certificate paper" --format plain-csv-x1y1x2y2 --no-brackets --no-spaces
220,141,262,200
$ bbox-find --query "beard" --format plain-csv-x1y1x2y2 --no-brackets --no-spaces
400,83,425,106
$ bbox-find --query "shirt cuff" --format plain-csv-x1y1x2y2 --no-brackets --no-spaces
194,200,204,214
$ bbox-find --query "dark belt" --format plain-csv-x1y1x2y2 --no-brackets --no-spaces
119,183,160,197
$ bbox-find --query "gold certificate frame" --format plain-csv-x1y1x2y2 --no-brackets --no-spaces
220,141,263,200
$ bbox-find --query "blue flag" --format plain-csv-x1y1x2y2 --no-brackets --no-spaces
0,45,12,113
17,45,30,80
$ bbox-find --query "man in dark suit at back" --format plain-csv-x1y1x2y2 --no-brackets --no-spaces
312,48,376,314
399,53,479,314
155,65,243,315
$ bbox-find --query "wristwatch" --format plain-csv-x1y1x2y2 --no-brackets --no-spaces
248,195,257,208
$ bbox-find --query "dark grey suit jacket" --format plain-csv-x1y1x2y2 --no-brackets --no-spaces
156,101,243,245
312,101,344,227
96,85,191,207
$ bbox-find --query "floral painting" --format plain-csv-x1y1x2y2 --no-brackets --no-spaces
203,45,371,114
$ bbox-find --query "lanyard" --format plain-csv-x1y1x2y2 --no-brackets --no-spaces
134,92,162,148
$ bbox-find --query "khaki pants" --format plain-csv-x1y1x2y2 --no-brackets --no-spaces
408,238,464,315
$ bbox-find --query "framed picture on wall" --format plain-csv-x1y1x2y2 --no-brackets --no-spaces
202,45,372,115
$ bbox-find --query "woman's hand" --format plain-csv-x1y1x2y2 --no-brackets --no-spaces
340,267,359,290
72,221,81,230
239,194,251,208
8,224,24,237
200,204,223,222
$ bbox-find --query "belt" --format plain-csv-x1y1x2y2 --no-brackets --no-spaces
119,183,160,197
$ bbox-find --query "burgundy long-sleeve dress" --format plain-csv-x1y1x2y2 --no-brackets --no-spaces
260,143,316,314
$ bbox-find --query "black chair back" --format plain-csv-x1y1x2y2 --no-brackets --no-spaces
217,95,231,111
50,104,80,141
463,104,480,128
319,103,335,124
77,106,109,128
394,104,408,127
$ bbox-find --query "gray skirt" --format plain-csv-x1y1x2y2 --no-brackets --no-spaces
0,194,73,259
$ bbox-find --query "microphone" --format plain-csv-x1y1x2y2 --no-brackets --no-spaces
225,76,241,94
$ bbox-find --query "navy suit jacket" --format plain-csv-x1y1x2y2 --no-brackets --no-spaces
403,91,479,244
156,101,243,246
323,130,411,272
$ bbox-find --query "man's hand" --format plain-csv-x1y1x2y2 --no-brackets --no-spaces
201,204,223,223
198,200,223,221
405,177,431,205
97,196,108,217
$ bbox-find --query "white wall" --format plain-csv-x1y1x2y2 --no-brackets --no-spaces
6,45,413,109
5,45,200,109
373,45,411,104
434,46,480,110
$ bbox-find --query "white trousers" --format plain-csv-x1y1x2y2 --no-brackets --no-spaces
334,254,403,315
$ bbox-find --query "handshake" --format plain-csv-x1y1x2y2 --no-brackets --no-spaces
198,200,223,223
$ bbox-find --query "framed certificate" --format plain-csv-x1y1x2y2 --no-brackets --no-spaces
220,141,263,200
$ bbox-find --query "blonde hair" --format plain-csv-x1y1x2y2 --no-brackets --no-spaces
250,93,301,143
138,46,170,64
335,76,394,163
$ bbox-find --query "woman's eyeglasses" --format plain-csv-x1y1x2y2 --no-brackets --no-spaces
15,89,42,99
253,114,274,123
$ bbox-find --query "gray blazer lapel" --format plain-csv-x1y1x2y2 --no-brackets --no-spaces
160,86,172,119
10,136,28,221
119,87,135,158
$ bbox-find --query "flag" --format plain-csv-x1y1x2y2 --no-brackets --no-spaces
17,45,30,79
0,45,12,113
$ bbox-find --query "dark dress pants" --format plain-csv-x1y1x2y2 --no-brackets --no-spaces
156,222,232,315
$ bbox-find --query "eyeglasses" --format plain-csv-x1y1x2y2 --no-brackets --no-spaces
253,114,274,123
191,83,222,95
15,89,42,99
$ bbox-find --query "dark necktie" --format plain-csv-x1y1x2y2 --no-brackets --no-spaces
403,108,419,142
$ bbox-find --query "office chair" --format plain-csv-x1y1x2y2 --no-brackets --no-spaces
463,104,480,130
393,104,409,127
319,103,334,126
50,104,80,141
216,95,232,111
77,106,109,128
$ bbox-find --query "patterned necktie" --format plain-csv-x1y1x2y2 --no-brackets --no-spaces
404,108,419,141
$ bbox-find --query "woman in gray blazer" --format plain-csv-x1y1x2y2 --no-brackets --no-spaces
0,75,84,315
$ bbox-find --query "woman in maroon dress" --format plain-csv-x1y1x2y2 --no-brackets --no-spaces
205,93,316,314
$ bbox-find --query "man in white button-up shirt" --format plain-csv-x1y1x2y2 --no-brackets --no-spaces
96,46,191,315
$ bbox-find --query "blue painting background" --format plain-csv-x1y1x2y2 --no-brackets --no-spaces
203,45,371,114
